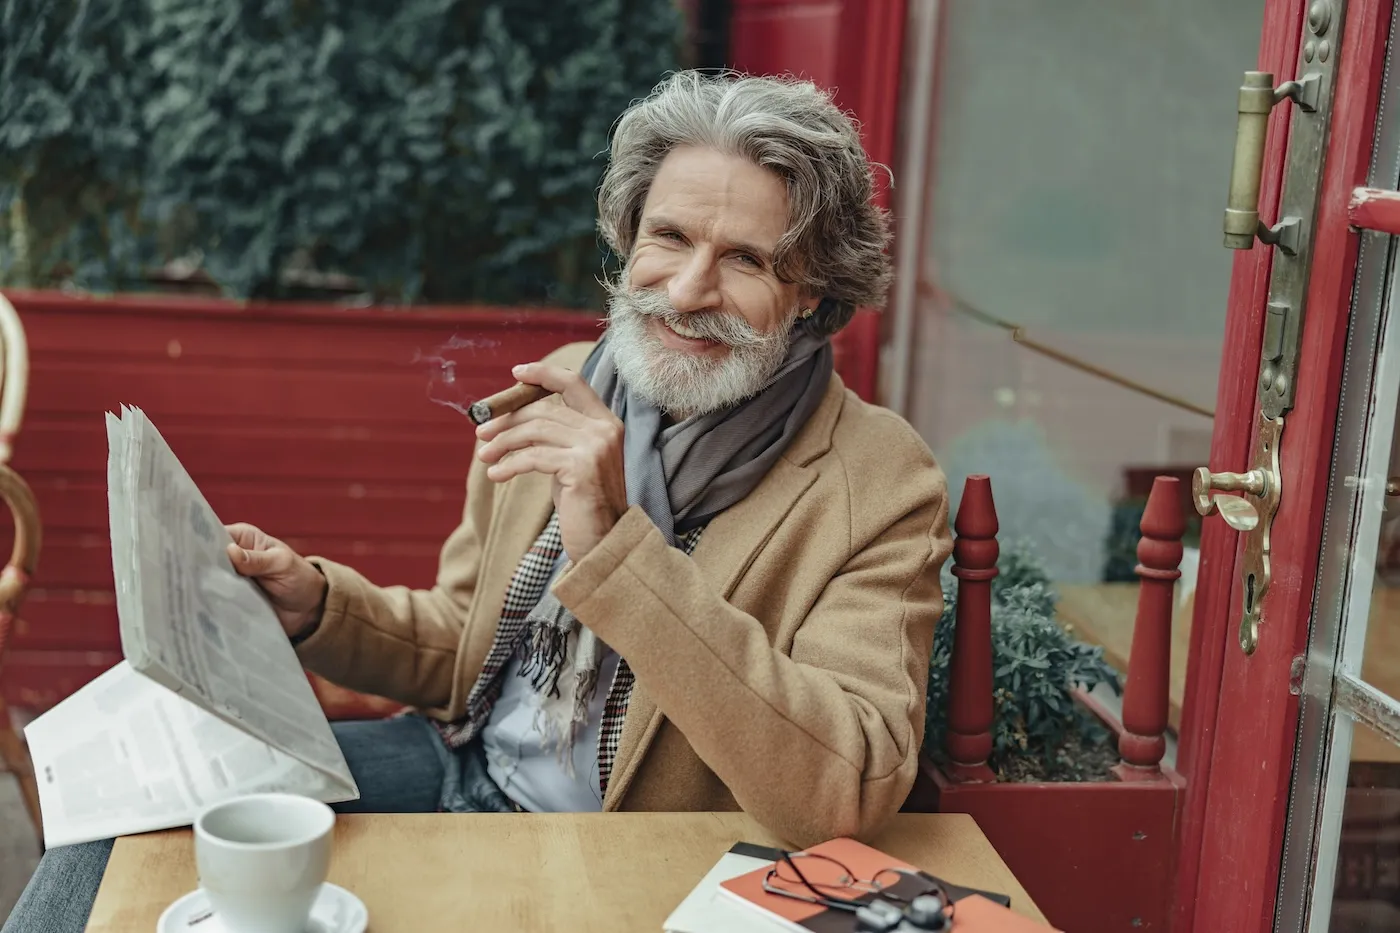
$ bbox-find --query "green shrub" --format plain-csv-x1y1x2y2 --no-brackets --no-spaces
0,0,155,288
0,0,684,304
924,542,1122,778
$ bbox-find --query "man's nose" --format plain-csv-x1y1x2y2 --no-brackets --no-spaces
667,253,721,313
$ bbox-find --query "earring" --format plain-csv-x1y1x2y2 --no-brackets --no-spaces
799,307,814,319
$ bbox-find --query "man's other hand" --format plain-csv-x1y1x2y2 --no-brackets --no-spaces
225,523,328,639
475,362,628,562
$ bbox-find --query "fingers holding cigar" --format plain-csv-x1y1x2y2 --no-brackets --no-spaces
474,361,623,491
470,362,614,426
472,363,627,557
474,361,619,451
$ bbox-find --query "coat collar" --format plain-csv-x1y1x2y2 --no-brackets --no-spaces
780,368,845,467
602,370,847,808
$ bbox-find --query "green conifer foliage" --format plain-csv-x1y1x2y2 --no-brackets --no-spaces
1,0,683,303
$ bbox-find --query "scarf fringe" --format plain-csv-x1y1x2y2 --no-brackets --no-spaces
517,629,605,775
529,701,582,777
572,665,600,731
516,623,570,699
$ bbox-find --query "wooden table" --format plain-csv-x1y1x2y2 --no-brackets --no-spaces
85,812,1047,931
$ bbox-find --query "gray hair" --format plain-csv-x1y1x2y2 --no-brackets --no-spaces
597,70,892,336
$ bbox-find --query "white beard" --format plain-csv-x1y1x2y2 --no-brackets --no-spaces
604,283,794,418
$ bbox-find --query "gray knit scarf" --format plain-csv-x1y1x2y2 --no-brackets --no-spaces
514,320,833,765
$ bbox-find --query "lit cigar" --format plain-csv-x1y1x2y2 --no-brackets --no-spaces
467,383,553,425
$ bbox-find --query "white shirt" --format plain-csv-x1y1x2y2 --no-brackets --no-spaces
480,647,621,812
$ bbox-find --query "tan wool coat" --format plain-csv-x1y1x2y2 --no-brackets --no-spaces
296,341,952,847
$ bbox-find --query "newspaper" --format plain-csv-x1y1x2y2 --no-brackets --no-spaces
25,407,359,848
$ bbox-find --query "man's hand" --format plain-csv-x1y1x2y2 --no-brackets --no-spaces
225,523,328,639
475,362,628,562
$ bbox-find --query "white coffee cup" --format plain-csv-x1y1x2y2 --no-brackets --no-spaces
193,792,335,933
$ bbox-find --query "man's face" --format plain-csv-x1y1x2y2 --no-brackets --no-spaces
606,146,813,417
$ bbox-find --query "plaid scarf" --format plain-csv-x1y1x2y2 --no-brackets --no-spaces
439,322,829,785
437,512,704,795
517,328,832,761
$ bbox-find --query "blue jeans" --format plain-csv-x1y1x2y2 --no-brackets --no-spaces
3,715,468,933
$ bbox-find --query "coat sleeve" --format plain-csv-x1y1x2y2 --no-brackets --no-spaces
290,450,496,715
553,425,951,848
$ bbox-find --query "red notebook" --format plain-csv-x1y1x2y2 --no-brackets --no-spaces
718,837,1060,932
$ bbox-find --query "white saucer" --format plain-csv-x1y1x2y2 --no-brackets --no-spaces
156,882,368,933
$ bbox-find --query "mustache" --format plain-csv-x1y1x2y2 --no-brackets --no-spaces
606,284,784,350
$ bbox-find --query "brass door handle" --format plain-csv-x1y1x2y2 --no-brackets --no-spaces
1224,71,1320,254
1193,467,1269,531
1193,415,1284,655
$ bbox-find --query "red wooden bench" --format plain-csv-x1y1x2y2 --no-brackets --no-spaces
0,291,602,721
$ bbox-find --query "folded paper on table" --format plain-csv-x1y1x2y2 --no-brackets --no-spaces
663,846,779,933
25,407,358,848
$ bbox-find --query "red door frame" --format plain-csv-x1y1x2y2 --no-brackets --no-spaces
1178,2,1393,931
1170,3,1306,924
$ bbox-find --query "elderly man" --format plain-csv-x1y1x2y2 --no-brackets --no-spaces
5,69,950,933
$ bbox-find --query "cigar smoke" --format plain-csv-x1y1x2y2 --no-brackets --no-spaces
412,334,502,420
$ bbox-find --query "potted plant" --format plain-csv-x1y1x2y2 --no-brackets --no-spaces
922,544,1123,783
903,475,1186,933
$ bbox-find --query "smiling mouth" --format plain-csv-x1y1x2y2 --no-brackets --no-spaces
666,317,711,339
653,317,723,351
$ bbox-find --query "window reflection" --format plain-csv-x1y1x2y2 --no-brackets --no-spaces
1330,717,1400,931
902,1,1265,738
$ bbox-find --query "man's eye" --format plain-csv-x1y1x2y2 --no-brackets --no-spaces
737,253,761,267
660,231,684,242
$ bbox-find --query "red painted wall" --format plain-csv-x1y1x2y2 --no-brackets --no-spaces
0,287,892,712
730,0,843,87
0,293,600,711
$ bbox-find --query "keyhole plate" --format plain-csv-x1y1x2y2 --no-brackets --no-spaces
1237,414,1283,656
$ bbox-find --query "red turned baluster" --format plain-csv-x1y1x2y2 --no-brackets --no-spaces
1113,476,1186,780
945,475,998,784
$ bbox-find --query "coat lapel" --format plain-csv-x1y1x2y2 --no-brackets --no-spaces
463,341,596,667
602,375,847,809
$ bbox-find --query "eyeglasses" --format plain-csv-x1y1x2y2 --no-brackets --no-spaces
761,851,955,931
